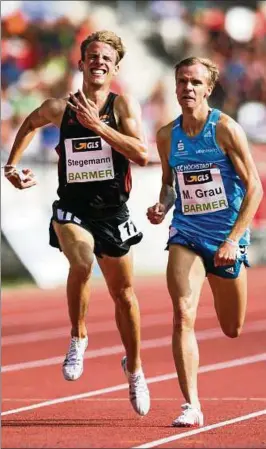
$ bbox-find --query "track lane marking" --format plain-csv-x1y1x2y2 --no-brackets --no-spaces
131,409,266,448
2,352,266,416
2,321,266,373
2,397,266,402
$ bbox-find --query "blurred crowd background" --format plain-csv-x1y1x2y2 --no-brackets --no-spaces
1,0,266,285
2,0,266,160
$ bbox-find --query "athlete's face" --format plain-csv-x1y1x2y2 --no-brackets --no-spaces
175,63,213,110
79,41,119,86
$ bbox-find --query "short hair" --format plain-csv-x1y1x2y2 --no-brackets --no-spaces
80,30,126,64
175,57,219,88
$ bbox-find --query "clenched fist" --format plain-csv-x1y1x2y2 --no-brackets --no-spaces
4,166,37,190
147,202,166,224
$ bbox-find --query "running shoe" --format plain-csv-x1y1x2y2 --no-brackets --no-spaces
62,336,88,381
172,403,204,427
121,356,150,416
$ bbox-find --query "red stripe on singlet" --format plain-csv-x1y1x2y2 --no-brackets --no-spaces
125,165,132,193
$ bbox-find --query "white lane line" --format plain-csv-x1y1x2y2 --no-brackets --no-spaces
131,409,266,448
3,321,266,373
2,352,266,416
2,397,266,403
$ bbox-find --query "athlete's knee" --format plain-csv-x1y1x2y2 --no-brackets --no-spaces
109,285,136,308
222,324,242,338
65,241,94,279
69,254,94,281
172,297,197,331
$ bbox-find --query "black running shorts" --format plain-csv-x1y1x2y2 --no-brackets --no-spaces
49,200,143,258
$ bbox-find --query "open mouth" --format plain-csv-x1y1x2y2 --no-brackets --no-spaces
90,69,107,76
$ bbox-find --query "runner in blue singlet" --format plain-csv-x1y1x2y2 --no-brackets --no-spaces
147,56,263,428
168,107,250,279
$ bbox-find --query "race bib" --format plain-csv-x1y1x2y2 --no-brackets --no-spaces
65,136,115,183
177,167,228,215
118,218,139,242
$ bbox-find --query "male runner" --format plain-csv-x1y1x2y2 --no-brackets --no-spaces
147,56,263,426
4,30,150,416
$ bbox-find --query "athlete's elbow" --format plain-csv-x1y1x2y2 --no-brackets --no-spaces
258,182,264,203
27,117,38,133
252,180,264,206
133,151,148,167
139,153,149,166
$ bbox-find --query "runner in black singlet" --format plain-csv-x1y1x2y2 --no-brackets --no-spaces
4,30,150,417
50,90,143,258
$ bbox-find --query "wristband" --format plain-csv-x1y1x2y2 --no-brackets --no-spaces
3,165,17,177
225,237,238,247
3,164,16,171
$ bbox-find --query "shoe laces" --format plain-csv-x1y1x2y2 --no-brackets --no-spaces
64,337,85,366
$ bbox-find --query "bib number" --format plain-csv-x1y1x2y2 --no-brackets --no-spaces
118,218,139,242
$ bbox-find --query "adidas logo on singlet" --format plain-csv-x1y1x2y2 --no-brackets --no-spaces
204,130,212,137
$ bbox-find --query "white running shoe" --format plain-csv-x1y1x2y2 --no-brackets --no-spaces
62,336,88,381
121,356,150,416
172,403,204,427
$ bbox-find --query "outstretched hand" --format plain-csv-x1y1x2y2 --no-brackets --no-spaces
4,167,37,190
147,202,166,224
67,89,101,130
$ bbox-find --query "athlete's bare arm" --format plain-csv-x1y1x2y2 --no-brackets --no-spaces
67,91,148,166
217,114,263,242
147,122,176,224
212,114,263,267
5,98,66,189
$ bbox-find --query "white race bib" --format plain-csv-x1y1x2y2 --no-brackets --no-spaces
177,167,228,215
65,136,115,183
118,218,139,242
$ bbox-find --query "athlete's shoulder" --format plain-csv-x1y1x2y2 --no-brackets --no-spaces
114,93,141,118
216,111,247,150
157,120,176,142
115,93,140,108
40,97,67,117
217,112,244,134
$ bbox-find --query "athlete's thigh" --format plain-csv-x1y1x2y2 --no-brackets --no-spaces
167,244,206,313
207,264,247,330
97,250,134,294
52,220,95,265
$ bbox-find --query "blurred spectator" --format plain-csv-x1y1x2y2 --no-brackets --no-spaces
1,0,265,166
144,1,266,126
142,78,180,161
237,102,266,143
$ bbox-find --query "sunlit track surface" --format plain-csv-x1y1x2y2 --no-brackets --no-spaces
2,267,266,448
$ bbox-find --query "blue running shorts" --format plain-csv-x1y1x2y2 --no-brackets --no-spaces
166,227,250,279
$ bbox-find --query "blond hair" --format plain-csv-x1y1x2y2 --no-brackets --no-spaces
80,30,126,64
175,57,219,88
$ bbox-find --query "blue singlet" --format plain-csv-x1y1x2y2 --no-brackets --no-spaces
169,108,249,246
167,109,250,278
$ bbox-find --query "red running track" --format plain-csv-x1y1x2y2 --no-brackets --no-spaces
2,267,266,448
